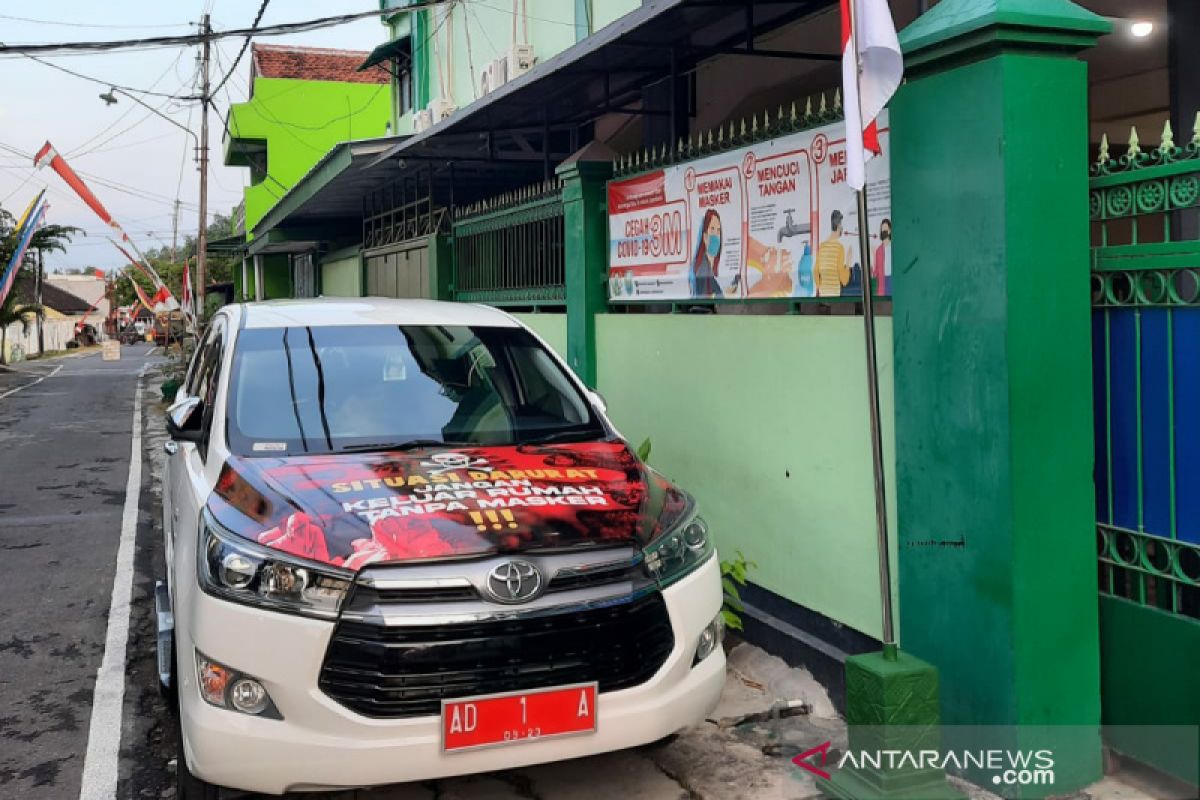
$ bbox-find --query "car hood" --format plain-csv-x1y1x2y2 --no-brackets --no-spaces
206,441,689,571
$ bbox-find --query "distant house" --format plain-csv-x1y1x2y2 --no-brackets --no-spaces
46,273,108,329
2,277,94,359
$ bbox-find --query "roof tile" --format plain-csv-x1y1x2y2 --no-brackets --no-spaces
251,43,389,84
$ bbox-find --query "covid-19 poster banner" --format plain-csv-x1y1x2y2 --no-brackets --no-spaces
607,112,891,302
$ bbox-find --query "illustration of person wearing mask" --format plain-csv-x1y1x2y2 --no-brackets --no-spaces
815,209,851,297
873,218,892,296
689,209,724,298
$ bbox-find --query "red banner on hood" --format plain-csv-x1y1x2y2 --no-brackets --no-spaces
209,442,688,570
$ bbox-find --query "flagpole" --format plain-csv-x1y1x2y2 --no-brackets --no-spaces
847,0,897,657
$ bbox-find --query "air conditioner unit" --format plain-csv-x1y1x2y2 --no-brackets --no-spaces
429,97,457,123
414,109,433,132
506,44,535,79
490,56,509,89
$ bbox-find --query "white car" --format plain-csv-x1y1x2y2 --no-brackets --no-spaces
159,299,725,797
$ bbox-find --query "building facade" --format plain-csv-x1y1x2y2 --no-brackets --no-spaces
223,43,392,301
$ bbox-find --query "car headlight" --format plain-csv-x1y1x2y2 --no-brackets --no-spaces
643,507,714,588
198,509,352,620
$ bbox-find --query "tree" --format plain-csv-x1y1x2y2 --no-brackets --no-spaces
111,210,239,308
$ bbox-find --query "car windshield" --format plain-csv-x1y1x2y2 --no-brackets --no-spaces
226,324,605,456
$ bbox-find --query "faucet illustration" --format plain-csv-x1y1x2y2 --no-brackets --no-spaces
777,209,811,243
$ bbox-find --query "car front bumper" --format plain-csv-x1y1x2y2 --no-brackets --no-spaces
177,554,725,795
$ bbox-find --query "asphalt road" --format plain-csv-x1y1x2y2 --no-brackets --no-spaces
0,345,159,799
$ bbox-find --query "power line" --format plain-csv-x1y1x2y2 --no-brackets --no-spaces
64,50,188,157
0,12,193,30
12,51,198,99
0,4,448,56
210,0,271,98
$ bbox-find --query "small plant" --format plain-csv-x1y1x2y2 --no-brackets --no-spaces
157,338,195,400
720,550,756,631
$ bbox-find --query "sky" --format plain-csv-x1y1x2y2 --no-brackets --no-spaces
0,0,388,273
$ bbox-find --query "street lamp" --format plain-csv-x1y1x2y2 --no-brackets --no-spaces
99,87,198,145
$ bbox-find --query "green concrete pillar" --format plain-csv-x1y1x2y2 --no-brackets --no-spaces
557,159,612,387
891,0,1110,792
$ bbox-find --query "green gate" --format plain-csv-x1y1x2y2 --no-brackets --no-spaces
450,180,566,307
1090,117,1200,781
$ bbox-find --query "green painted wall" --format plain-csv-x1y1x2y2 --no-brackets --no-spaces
892,2,1105,784
321,252,362,297
225,77,391,234
385,1,638,133
594,314,897,640
261,254,292,300
233,262,252,302
514,313,567,358
590,0,639,32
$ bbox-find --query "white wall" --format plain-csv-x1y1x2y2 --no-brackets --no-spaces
2,318,77,362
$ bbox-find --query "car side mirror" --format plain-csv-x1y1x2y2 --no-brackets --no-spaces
588,390,608,414
165,394,204,443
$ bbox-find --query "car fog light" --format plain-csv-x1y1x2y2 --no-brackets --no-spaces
195,652,281,719
229,678,269,715
694,615,724,664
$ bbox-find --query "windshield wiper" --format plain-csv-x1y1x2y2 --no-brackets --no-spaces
518,429,608,446
338,439,469,454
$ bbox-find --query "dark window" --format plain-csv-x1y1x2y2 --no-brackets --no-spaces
226,324,604,456
194,319,226,462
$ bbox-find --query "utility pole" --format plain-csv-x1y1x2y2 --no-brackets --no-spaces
196,13,211,322
171,198,181,264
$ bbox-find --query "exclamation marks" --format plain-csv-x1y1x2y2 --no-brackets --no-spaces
469,510,520,530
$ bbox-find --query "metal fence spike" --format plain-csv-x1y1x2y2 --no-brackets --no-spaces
739,118,747,138
717,125,725,145
805,97,813,119
1193,111,1200,147
819,93,827,115
752,113,760,135
834,87,842,112
790,101,798,124
1098,133,1109,165
1160,120,1175,152
1127,125,1141,159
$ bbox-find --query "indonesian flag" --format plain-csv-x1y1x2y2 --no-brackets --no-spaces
112,242,181,314
841,0,903,191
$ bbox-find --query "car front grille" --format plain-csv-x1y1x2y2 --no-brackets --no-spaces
318,592,674,719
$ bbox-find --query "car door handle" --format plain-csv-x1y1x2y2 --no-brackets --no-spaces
163,441,179,456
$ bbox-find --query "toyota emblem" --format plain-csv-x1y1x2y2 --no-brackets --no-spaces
485,560,543,604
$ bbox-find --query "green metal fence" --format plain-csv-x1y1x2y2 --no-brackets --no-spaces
451,179,565,306
1090,117,1200,620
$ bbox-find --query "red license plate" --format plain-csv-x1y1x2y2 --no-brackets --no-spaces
442,683,597,752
